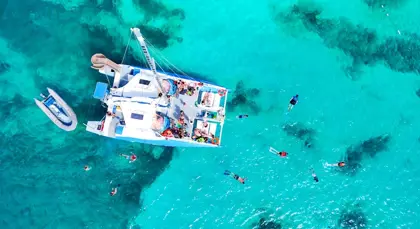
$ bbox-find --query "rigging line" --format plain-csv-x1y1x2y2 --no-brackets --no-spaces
144,43,172,71
155,61,166,73
147,43,193,81
147,43,183,75
144,38,192,78
121,30,133,64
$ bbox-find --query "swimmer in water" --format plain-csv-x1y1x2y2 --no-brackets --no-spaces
129,154,137,163
84,165,91,171
278,151,288,157
236,114,249,119
325,161,346,167
288,94,299,111
110,184,121,196
269,147,287,157
120,153,137,163
224,170,245,184
310,168,319,182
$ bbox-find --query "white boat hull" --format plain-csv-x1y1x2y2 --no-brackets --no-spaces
85,121,218,148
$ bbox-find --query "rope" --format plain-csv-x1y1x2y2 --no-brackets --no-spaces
144,38,193,80
121,30,133,64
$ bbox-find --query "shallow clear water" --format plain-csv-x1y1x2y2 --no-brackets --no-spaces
1,0,420,228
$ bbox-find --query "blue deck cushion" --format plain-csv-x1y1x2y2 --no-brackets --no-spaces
115,125,124,135
131,68,141,76
93,82,108,99
44,96,55,106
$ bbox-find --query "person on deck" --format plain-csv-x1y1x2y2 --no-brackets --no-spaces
224,170,245,184
288,94,299,111
106,111,117,117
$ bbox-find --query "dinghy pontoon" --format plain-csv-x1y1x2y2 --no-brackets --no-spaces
34,88,78,131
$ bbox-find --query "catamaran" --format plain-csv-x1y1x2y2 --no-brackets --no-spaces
85,28,228,147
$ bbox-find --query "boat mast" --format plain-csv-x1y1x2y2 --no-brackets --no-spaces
131,28,164,95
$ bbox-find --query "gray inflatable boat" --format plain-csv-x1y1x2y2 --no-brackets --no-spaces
34,88,78,131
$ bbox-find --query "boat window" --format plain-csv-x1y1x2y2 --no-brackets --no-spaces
139,79,151,85
131,113,144,120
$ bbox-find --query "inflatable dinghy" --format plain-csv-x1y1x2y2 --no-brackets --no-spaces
34,88,78,131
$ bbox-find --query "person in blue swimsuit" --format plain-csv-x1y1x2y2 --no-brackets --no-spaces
288,94,299,111
224,170,245,184
236,114,249,119
310,168,319,182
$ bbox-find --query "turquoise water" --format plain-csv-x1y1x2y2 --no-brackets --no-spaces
1,0,420,228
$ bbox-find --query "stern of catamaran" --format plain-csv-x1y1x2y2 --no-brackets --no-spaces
85,121,103,136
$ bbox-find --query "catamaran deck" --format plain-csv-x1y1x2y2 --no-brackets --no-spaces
158,76,228,144
86,27,228,147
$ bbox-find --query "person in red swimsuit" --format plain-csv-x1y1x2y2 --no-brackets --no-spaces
278,151,288,157
129,154,137,163
120,153,137,163
110,184,120,196
269,147,287,157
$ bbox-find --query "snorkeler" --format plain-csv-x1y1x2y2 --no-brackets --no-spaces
84,165,91,171
310,168,319,182
237,114,249,119
129,154,137,163
120,153,137,163
288,94,299,111
110,184,121,196
325,161,346,167
269,147,288,157
224,170,245,184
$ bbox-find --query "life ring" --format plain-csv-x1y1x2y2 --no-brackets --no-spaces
218,89,226,97
211,137,219,145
